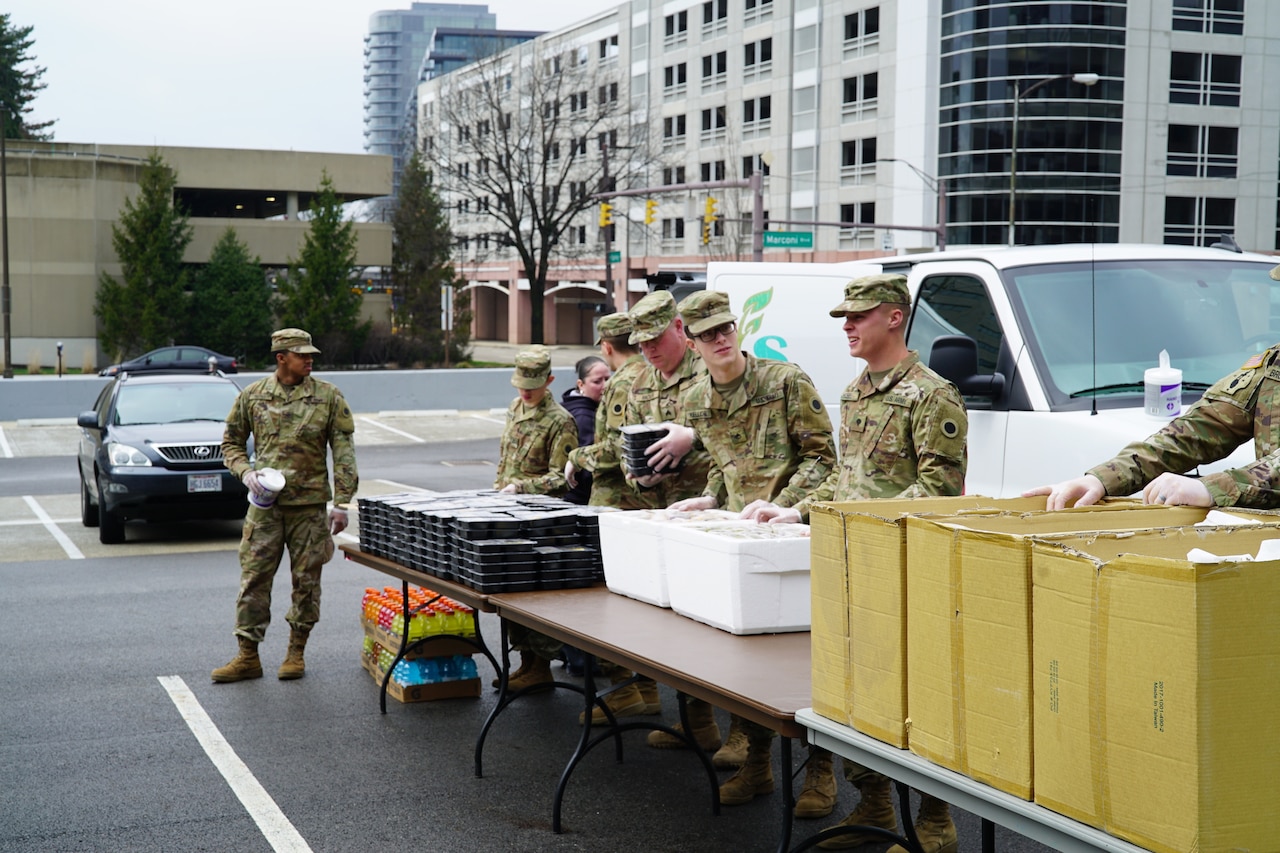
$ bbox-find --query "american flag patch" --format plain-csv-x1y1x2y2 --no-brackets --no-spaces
1240,352,1266,370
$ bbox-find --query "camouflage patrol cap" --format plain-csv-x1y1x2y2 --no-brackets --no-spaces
1270,263,1280,282
271,327,321,354
594,312,633,344
511,345,552,389
628,290,677,344
829,274,910,317
678,290,737,337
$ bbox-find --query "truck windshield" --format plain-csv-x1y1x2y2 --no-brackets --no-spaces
1003,259,1279,407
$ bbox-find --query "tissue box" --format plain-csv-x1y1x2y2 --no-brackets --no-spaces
663,522,812,634
1032,525,1280,853
906,505,1280,800
599,509,746,607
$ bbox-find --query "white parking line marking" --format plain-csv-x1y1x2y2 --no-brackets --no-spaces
471,413,506,425
22,496,84,560
357,416,426,443
158,676,313,853
0,517,79,526
0,425,11,458
373,479,433,493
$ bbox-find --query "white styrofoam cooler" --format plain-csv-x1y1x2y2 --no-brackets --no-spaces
662,522,812,634
599,509,748,607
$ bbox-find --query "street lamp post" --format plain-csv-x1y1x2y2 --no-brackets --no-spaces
1,107,11,379
1008,72,1099,247
878,157,948,250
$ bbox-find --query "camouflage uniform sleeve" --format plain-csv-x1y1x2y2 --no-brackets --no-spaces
221,389,253,480
897,383,967,499
520,413,578,496
774,373,837,509
569,401,618,473
1087,381,1256,498
1199,447,1280,508
328,390,358,506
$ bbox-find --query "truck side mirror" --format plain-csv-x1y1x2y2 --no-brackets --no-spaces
928,335,1006,399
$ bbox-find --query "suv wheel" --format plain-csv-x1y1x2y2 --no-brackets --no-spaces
97,473,125,544
80,472,99,528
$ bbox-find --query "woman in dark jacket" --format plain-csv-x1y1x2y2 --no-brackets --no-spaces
559,355,609,505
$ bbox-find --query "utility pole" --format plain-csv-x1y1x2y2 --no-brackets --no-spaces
1,107,11,379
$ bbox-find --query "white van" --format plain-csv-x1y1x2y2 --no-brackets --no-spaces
707,244,1280,498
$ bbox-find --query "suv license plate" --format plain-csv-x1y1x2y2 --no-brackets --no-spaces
188,474,222,493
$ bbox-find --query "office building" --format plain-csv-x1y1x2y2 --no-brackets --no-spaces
416,0,1280,344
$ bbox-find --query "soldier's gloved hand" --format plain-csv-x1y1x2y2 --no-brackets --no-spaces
499,483,521,495
741,501,801,525
565,460,579,489
629,471,669,489
328,507,349,535
1142,473,1213,508
668,496,717,512
646,423,696,472
242,470,269,498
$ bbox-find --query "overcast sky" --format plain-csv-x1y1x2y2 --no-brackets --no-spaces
7,0,615,154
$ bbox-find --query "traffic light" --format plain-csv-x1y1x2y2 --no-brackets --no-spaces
644,198,658,224
702,196,718,245
598,202,614,228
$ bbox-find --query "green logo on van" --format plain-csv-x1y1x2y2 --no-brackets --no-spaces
739,287,789,362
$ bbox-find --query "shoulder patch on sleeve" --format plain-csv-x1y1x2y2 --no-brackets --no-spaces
335,404,355,433
810,397,823,413
1241,352,1266,370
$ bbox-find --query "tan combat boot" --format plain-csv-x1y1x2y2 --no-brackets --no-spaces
793,747,838,819
506,653,553,691
817,773,898,850
718,735,775,805
492,650,535,688
646,698,722,751
712,714,749,770
212,636,263,683
580,673,649,725
636,677,661,714
277,629,309,680
888,793,957,853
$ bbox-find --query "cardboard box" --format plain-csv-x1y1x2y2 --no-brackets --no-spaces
1032,525,1280,853
360,654,481,703
663,522,812,634
599,509,748,607
906,506,1280,800
808,496,1052,747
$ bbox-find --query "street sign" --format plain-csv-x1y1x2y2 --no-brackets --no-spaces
763,231,814,249
607,250,621,263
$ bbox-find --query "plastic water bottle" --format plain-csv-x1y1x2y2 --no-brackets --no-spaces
458,656,478,680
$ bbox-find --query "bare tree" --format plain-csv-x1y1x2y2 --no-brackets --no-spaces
425,42,639,343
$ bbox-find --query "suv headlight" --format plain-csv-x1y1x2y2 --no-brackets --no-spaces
106,441,152,467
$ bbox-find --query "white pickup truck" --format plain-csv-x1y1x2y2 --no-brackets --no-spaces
707,243,1280,498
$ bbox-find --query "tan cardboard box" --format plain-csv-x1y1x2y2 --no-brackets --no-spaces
904,506,1280,799
1032,525,1280,853
809,496,1051,746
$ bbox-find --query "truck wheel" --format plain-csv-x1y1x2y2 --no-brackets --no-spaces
80,473,99,528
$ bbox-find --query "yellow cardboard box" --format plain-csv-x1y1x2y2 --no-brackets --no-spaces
904,506,1279,799
1032,525,1280,853
809,496,1050,746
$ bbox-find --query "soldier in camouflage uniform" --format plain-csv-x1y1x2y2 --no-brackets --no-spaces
565,313,651,509
657,290,837,808
213,328,359,683
1031,259,1280,510
745,275,967,853
621,290,714,507
495,346,578,496
494,346,579,690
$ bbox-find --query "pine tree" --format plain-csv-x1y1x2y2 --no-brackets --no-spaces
0,14,53,139
94,151,192,359
189,228,274,367
274,171,367,363
392,151,468,364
